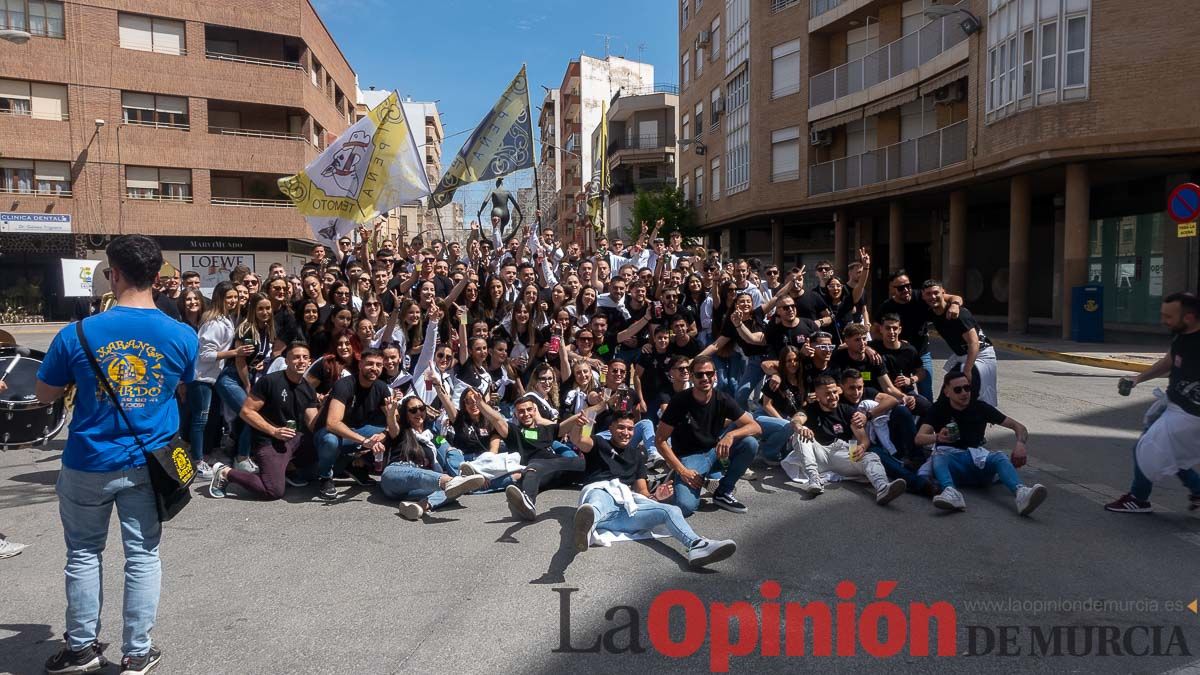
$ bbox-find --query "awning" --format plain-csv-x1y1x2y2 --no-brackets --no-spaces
810,108,863,133
863,87,920,117
920,64,969,97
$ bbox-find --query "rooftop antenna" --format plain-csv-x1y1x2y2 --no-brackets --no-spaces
594,33,618,58
637,43,647,62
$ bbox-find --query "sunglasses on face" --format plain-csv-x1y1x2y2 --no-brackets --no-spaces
692,371,717,379
779,303,796,310
537,376,555,383
894,283,913,291
815,344,835,352
406,406,426,414
672,366,690,373
767,270,779,275
817,267,832,273
365,302,380,307
949,385,971,394
437,353,453,361
577,335,594,341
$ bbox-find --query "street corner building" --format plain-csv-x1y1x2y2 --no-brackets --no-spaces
0,0,360,318
677,0,1200,341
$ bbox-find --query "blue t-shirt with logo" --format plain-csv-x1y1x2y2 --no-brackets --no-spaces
38,307,199,472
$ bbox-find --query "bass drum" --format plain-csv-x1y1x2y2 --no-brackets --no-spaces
0,348,67,449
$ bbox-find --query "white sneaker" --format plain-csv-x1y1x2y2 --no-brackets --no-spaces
933,486,966,511
443,474,487,500
397,501,425,521
875,479,907,506
687,538,737,568
1016,484,1048,516
573,504,597,552
799,472,825,495
0,538,29,559
740,467,759,482
195,460,213,479
235,457,260,474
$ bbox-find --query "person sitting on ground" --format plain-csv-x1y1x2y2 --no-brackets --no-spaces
837,369,931,495
914,371,1047,516
306,348,392,499
874,312,933,418
208,342,320,500
655,355,761,517
781,375,907,505
381,394,487,520
442,388,520,492
571,411,737,569
828,323,922,463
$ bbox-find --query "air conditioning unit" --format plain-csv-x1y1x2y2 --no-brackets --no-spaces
696,30,711,47
712,96,725,115
934,81,965,104
809,129,833,146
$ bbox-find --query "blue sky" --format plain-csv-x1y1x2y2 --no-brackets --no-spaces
313,0,678,202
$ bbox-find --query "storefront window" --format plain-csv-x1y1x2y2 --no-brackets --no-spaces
1087,212,1166,326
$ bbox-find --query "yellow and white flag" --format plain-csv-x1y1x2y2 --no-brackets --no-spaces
278,91,430,246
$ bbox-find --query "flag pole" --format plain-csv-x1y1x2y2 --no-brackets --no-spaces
432,200,448,243
526,64,542,222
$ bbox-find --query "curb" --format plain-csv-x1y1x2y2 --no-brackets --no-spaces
991,338,1152,373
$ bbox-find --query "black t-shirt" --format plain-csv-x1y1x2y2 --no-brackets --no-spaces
249,371,319,447
803,401,858,445
929,306,990,356
794,291,830,323
720,307,769,357
923,398,1007,449
660,390,745,456
877,342,923,393
324,376,390,430
273,306,302,345
451,414,495,456
667,337,701,358
638,349,674,401
765,318,820,357
803,361,835,395
829,349,889,398
504,422,560,463
658,306,696,331
879,298,931,354
1168,331,1200,416
595,388,641,434
764,377,805,418
584,436,648,485
154,291,181,320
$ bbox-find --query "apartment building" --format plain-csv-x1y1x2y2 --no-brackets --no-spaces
536,86,562,224
0,0,357,317
592,86,680,240
550,55,655,239
679,0,1200,339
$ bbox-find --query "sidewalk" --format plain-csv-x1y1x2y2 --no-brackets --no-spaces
987,330,1164,373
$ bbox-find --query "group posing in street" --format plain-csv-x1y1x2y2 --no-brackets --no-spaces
25,219,1200,675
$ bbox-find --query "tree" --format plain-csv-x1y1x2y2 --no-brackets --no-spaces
627,186,698,241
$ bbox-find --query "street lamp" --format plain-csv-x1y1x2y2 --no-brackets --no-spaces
0,28,32,44
923,4,982,36
677,138,707,156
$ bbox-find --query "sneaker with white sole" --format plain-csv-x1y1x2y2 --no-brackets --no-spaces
505,484,536,520
875,478,907,506
194,461,213,480
573,504,597,552
44,636,109,674
284,474,309,488
397,501,425,521
0,538,29,559
316,477,338,500
443,474,487,500
1015,484,1048,516
932,486,966,511
208,462,228,499
118,646,161,675
234,457,259,474
712,491,748,514
1104,492,1152,513
687,538,737,568
458,462,479,477
740,467,759,482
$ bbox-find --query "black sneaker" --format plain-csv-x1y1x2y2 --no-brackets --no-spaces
712,491,748,514
347,465,378,487
44,636,109,674
119,647,161,675
317,477,338,500
1103,493,1152,513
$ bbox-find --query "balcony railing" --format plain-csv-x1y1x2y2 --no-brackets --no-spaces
208,126,305,141
0,108,69,121
616,83,680,97
211,197,293,208
0,186,72,197
607,133,677,154
808,120,967,195
809,0,842,17
809,3,968,108
124,119,190,131
126,193,193,203
609,180,675,197
772,0,802,13
205,51,304,71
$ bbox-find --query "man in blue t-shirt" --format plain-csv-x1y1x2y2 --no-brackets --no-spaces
37,234,198,675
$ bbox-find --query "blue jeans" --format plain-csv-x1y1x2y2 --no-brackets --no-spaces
185,381,213,463
583,488,700,548
755,416,794,462
214,371,250,458
596,419,658,457
57,465,161,657
379,463,448,509
933,449,1022,494
712,353,742,399
310,424,385,479
671,435,758,517
918,351,934,401
1129,443,1200,501
871,447,929,493
735,354,764,409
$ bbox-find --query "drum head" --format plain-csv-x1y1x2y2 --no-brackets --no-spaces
0,355,42,404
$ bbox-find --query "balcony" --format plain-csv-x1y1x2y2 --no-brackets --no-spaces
209,126,304,141
616,83,680,97
607,133,677,155
205,51,303,70
208,99,308,144
809,3,968,109
204,25,303,70
210,171,291,207
211,197,292,208
0,185,72,198
808,120,967,196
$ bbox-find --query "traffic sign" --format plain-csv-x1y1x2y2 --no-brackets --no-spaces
1167,183,1200,224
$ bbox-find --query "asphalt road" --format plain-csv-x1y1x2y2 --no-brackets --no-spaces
1,328,1199,675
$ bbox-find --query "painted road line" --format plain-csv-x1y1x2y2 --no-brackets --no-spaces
991,338,1152,373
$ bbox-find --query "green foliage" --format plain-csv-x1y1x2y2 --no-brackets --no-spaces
627,186,698,241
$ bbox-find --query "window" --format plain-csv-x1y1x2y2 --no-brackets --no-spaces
126,166,192,201
771,39,801,99
682,52,691,89
770,127,800,182
901,0,932,34
1039,21,1057,91
710,16,720,61
681,175,690,204
118,13,185,55
122,92,189,129
725,0,749,75
710,156,721,201
987,0,1088,120
682,0,689,25
0,159,69,195
1020,28,1035,98
900,96,937,141
694,102,704,138
725,69,750,194
694,167,704,205
710,87,722,130
311,57,322,88
695,44,704,77
845,116,877,156
681,114,689,144
1064,15,1088,89
0,79,68,120
2,0,63,38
